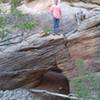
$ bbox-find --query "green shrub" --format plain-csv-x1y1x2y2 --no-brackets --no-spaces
0,0,4,3
16,20,37,30
43,26,51,33
0,16,6,28
11,9,25,16
43,26,51,36
0,27,8,40
11,0,22,12
0,0,10,3
71,73,100,99
11,0,22,7
75,58,85,68
75,58,86,76
73,58,100,99
0,16,8,40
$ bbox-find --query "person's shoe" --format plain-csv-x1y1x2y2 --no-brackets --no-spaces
60,29,63,32
57,33,61,35
56,34,63,37
52,33,56,35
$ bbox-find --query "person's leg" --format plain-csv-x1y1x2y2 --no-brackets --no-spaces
54,18,60,34
53,17,58,34
56,18,60,33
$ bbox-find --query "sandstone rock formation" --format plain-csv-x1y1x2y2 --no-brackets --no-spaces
0,71,70,100
82,0,100,5
34,71,70,100
65,0,100,5
67,14,100,74
0,13,100,91
0,1,100,99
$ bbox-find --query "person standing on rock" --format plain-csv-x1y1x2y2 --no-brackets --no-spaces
50,0,62,35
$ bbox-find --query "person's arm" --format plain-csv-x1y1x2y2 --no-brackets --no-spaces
59,8,62,17
50,6,53,14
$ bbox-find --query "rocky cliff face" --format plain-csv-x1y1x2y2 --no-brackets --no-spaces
0,13,100,90
0,1,100,99
67,14,100,74
82,0,100,5
65,0,100,5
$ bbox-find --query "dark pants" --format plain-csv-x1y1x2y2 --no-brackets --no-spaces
53,17,60,34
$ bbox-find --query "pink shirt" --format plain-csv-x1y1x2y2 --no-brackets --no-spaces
51,5,61,19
